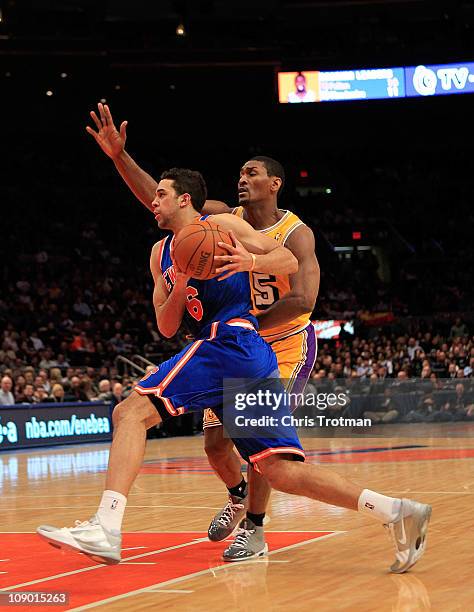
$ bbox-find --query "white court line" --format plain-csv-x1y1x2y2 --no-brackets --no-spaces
383,490,474,495
148,589,194,594
0,530,346,534
0,538,208,591
0,492,225,499
67,532,345,612
0,506,221,511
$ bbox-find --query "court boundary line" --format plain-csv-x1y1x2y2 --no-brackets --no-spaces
0,531,343,596
0,530,343,534
0,505,222,511
66,531,345,611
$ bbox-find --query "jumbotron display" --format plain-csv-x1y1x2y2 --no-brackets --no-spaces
278,62,474,103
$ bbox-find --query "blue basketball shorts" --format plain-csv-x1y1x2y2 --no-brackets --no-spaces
135,319,305,465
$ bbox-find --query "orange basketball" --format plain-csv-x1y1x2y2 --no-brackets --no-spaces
173,218,233,280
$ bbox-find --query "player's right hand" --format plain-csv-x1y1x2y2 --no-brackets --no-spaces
86,103,127,160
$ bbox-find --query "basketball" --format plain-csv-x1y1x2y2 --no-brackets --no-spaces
173,218,233,280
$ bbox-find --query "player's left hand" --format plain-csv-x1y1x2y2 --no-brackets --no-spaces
214,230,254,281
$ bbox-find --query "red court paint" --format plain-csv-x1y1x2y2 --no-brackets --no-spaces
0,531,335,610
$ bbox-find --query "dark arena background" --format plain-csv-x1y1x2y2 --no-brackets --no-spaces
0,1,473,610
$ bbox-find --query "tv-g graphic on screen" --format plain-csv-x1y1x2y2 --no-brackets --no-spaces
406,63,474,97
0,403,112,450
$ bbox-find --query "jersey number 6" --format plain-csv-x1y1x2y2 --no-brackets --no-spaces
186,286,204,321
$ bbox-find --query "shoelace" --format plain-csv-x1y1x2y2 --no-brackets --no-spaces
217,499,244,527
71,517,98,530
231,527,254,549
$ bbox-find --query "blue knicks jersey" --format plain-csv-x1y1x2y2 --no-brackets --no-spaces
158,226,258,336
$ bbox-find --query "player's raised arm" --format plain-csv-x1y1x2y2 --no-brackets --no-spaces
150,241,189,338
211,213,298,280
87,104,231,215
257,225,320,331
86,103,158,212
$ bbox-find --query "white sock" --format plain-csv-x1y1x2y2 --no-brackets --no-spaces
358,489,401,523
97,490,127,532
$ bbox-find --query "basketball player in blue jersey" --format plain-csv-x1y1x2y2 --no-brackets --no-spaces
85,103,320,559
38,166,431,574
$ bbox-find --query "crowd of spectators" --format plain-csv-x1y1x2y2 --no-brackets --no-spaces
0,364,135,408
2,319,473,428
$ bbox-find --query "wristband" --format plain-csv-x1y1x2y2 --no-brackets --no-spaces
249,253,256,272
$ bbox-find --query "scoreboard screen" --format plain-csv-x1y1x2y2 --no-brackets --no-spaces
278,62,474,103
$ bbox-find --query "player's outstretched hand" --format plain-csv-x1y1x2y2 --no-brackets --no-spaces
214,231,254,281
86,103,128,160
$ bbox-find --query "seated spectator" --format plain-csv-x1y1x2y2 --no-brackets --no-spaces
403,392,436,423
0,342,16,366
110,382,125,409
38,348,58,370
363,388,399,423
45,383,74,403
407,337,420,361
447,363,458,378
67,376,90,402
14,374,26,399
95,379,112,401
56,354,71,370
430,351,448,378
0,375,15,406
33,385,49,403
30,331,45,351
16,383,35,404
439,383,474,420
49,367,63,385
78,376,95,401
450,318,468,339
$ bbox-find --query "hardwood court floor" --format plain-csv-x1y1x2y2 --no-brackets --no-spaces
0,423,473,611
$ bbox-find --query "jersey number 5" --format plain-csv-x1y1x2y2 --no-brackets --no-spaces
186,286,204,321
252,273,280,310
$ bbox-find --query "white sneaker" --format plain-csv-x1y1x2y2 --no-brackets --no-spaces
385,498,432,573
37,514,121,565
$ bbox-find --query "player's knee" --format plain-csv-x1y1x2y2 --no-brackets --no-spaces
257,457,293,493
112,394,156,427
204,427,233,459
112,401,136,427
260,467,287,492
